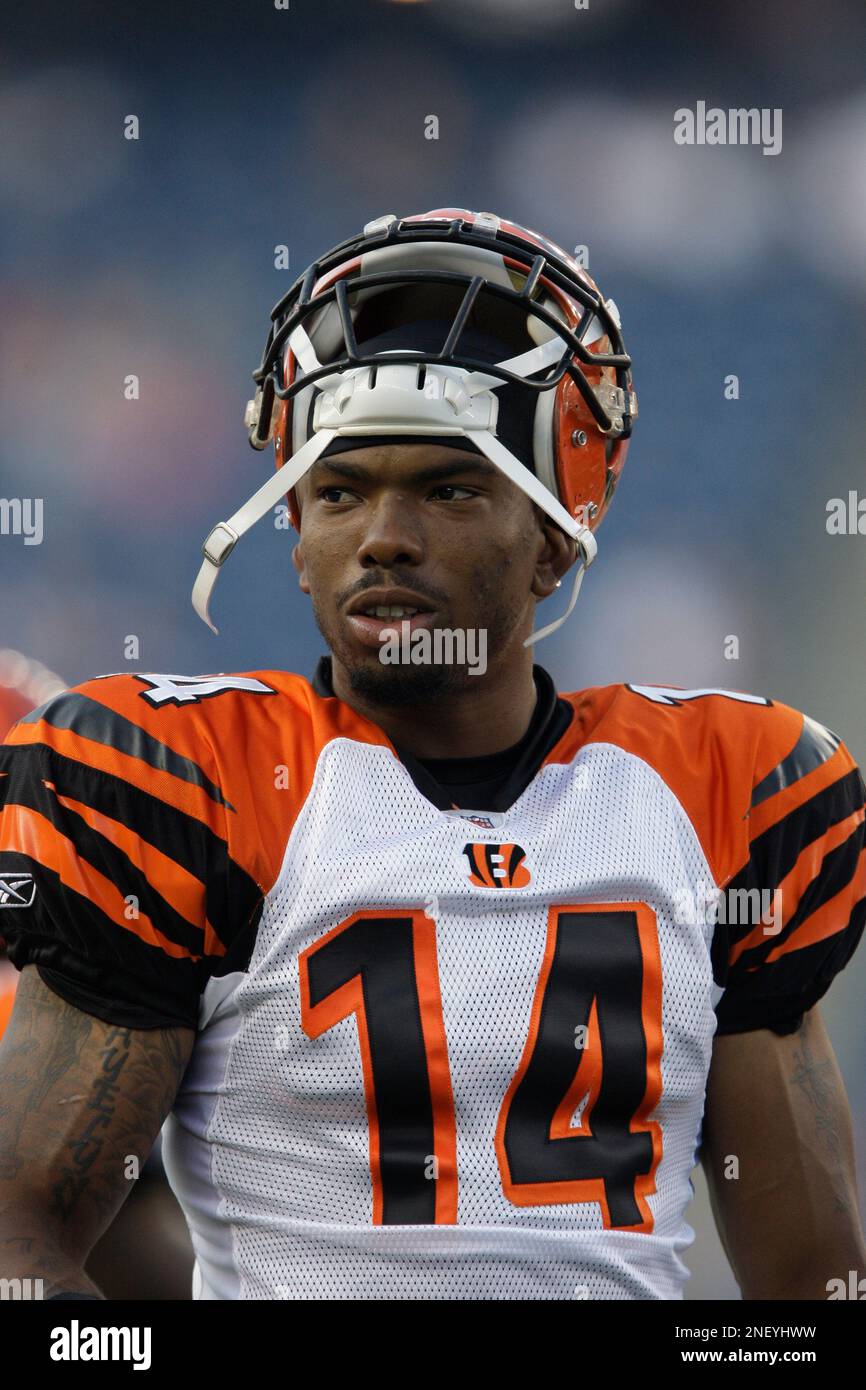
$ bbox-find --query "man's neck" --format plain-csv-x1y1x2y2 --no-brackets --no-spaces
327,656,539,760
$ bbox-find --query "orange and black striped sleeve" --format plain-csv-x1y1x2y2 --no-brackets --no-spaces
0,675,266,1030
712,704,866,1036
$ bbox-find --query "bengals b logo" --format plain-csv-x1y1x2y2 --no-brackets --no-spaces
463,842,531,889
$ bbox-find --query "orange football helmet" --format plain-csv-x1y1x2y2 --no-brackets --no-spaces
193,209,636,644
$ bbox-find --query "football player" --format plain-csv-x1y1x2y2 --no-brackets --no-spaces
0,211,863,1301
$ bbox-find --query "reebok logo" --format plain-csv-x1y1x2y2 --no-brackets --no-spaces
0,873,36,907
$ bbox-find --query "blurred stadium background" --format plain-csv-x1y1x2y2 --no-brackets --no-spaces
1,0,864,1299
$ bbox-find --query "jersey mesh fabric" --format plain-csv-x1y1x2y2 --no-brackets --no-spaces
164,736,718,1300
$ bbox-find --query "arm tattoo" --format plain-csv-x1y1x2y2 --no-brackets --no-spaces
0,968,193,1282
48,1021,190,1231
0,987,92,1180
789,1012,853,1220
50,1026,133,1221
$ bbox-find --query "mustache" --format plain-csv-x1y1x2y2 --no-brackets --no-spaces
340,574,448,609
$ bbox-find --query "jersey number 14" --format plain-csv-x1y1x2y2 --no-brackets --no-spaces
299,901,664,1231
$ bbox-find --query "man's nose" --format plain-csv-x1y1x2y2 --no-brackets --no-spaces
356,497,425,569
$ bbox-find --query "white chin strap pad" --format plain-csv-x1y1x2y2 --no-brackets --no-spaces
193,348,598,641
192,429,337,634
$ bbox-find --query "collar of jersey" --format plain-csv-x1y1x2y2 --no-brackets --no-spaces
310,654,574,814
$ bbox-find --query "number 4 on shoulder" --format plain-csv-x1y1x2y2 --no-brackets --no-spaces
130,674,276,707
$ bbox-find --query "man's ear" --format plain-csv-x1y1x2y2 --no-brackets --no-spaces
291,542,310,596
531,516,579,601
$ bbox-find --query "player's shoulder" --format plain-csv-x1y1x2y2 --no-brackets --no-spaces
556,680,858,883
4,666,380,750
0,667,390,898
559,679,804,761
2,668,278,767
1,666,392,821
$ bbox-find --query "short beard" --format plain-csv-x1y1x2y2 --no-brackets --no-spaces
342,657,467,708
310,557,523,707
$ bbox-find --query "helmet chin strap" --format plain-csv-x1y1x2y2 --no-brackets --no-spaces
193,344,598,641
465,425,596,646
192,429,338,633
523,554,594,647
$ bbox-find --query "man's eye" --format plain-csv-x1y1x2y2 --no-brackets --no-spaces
430,485,477,501
317,486,355,503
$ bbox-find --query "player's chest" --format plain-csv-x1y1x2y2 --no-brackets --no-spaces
260,736,714,942
241,738,717,1067
208,741,716,1228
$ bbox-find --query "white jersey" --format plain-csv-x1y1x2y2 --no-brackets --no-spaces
1,665,863,1299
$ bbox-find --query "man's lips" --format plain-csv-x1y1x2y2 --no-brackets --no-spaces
345,610,439,649
346,587,436,616
344,587,440,650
